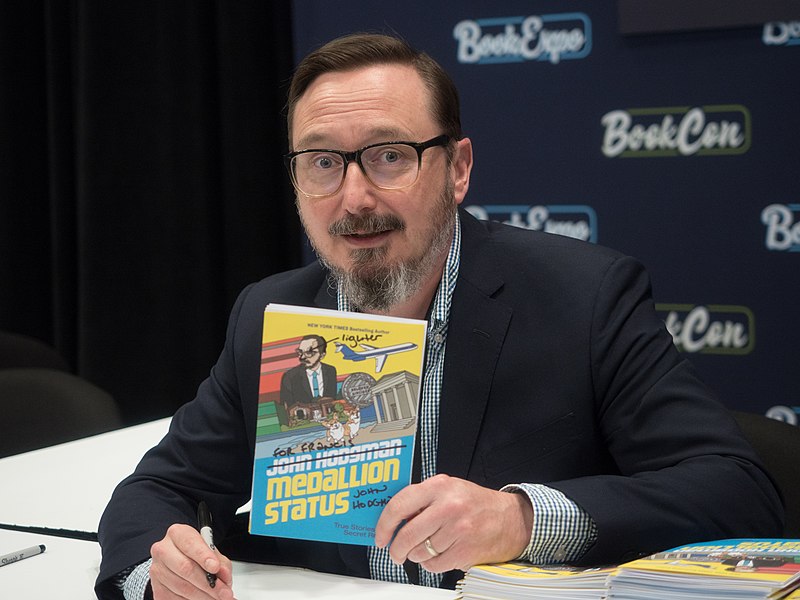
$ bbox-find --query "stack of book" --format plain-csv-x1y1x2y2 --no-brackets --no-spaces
609,539,800,600
457,539,800,600
456,562,614,599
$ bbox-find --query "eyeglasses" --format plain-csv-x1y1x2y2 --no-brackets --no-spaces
296,347,320,358
285,134,451,198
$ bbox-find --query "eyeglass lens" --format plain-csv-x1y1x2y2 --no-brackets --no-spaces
291,143,420,196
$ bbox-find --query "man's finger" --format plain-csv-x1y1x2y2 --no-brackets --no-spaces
374,481,437,547
212,549,234,587
151,554,235,600
169,524,219,569
150,524,235,599
151,554,218,600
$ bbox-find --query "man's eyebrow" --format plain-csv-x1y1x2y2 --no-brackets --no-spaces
363,127,409,141
294,128,412,151
293,133,328,150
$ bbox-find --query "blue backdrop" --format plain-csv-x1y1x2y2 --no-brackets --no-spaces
290,2,799,424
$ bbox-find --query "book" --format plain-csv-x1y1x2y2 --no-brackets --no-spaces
249,303,427,545
457,540,800,600
609,539,800,600
457,562,615,600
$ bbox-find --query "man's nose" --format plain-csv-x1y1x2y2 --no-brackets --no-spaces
339,162,378,213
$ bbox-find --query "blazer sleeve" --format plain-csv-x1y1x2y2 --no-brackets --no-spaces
547,255,784,564
96,283,258,595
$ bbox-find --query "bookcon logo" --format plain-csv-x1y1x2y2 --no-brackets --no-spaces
656,304,755,355
766,405,800,426
601,105,751,158
761,204,800,252
453,13,591,65
465,204,597,242
763,21,800,46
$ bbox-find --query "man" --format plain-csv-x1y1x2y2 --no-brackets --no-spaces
96,33,783,600
280,334,338,415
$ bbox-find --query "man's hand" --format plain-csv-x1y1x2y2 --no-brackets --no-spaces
150,524,235,600
374,474,534,572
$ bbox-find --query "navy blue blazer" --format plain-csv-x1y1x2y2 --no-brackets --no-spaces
96,209,783,596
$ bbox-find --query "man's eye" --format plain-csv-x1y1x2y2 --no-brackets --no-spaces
374,147,412,165
313,155,336,169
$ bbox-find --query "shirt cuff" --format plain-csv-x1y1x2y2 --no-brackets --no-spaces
501,483,597,564
121,558,153,600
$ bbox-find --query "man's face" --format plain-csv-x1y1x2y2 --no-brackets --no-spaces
290,64,472,312
297,338,322,369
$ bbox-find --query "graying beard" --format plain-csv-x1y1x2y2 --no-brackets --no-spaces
329,208,454,313
321,248,414,313
303,180,456,313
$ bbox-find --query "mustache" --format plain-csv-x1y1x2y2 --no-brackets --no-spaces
328,213,405,236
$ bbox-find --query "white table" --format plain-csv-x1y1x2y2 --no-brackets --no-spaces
0,418,171,533
1,529,100,600
0,529,454,599
0,421,456,598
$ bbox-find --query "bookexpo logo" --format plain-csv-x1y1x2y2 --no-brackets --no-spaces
601,105,751,158
453,13,591,65
761,204,800,252
656,304,754,355
763,21,800,46
465,204,597,243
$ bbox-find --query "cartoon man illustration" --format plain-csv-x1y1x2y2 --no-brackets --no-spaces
280,334,338,423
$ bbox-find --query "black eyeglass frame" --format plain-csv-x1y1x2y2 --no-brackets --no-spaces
284,134,452,198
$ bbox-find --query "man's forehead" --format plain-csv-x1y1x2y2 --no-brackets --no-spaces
298,339,317,348
290,64,435,149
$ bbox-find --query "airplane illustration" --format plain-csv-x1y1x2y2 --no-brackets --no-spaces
334,342,417,373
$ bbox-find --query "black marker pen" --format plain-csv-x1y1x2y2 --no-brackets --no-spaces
197,501,217,588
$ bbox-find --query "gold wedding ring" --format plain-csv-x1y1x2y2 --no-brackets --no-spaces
424,538,440,558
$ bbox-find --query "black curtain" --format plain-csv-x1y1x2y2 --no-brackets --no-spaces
0,1,302,424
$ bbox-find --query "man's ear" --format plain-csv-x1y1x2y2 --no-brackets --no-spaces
451,137,473,206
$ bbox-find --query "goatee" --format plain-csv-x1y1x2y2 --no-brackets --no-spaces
299,181,456,313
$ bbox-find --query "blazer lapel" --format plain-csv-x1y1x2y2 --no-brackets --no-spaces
437,212,511,480
313,272,338,310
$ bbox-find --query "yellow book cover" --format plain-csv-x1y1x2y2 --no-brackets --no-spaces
249,303,427,545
